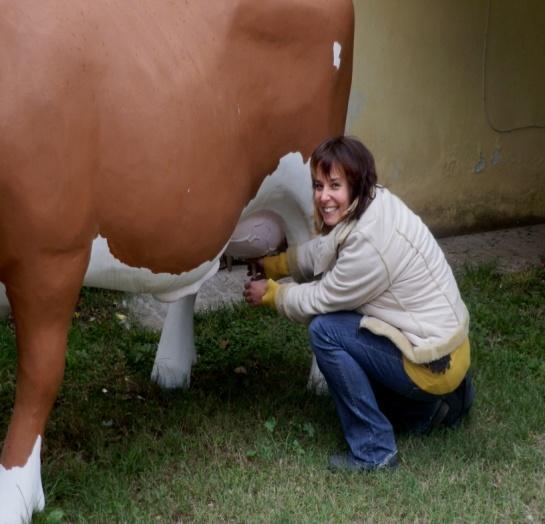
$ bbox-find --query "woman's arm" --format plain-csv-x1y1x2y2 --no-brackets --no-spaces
275,231,390,323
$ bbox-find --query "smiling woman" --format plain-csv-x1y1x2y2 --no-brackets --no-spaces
310,136,377,233
243,135,475,472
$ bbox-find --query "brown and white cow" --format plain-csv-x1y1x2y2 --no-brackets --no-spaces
0,0,353,520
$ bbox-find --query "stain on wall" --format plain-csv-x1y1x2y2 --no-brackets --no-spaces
474,153,486,174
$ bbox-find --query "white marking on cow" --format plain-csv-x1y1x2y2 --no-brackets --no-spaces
240,152,314,246
0,436,45,523
85,236,221,303
333,41,341,69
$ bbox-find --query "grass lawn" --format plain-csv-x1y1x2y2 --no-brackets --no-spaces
0,265,544,523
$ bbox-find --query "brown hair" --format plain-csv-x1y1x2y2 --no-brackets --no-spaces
310,135,378,234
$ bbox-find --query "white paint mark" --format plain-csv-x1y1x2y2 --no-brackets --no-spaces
237,104,241,116
345,89,365,133
333,42,342,70
0,436,45,523
474,153,486,174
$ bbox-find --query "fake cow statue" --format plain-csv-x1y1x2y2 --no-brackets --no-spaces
0,0,354,521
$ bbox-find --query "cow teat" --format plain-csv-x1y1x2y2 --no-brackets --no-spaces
225,210,286,260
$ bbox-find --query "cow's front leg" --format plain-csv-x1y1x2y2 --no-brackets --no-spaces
0,436,43,524
151,294,197,389
0,248,89,523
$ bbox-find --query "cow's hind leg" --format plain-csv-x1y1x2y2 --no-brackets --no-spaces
0,283,10,320
307,355,328,395
0,247,89,523
151,294,197,389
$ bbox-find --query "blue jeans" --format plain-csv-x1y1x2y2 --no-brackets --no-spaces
308,311,442,467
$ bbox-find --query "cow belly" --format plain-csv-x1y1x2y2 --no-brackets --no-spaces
84,236,222,303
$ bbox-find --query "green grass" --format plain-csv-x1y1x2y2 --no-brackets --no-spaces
1,265,544,523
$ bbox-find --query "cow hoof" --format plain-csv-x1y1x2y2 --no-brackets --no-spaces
151,361,192,389
0,437,45,524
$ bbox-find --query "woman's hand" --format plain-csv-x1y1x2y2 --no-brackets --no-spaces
243,279,267,307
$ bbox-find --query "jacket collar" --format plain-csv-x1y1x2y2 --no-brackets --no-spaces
313,219,357,276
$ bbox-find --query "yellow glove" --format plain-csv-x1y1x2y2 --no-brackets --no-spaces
263,253,290,280
261,279,280,309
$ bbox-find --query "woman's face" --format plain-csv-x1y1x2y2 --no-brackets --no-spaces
313,166,352,228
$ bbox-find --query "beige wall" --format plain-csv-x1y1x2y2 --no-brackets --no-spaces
347,0,545,235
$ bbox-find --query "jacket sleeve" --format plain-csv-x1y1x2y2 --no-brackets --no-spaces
285,236,323,283
275,231,390,324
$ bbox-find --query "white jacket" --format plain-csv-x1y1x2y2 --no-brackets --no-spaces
275,187,469,364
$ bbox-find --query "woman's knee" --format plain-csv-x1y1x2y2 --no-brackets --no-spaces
308,312,361,352
307,315,332,349
308,311,361,342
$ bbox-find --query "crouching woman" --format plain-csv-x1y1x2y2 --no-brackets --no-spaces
243,135,475,472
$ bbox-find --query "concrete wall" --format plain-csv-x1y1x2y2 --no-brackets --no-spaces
347,0,545,235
